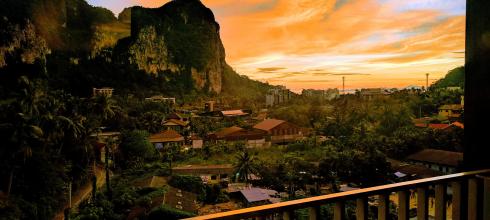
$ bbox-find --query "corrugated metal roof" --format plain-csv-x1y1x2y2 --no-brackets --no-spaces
240,188,271,203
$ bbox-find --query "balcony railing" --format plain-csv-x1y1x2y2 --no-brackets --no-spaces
185,169,490,220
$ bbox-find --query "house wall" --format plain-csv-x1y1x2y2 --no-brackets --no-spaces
192,139,203,149
246,139,267,148
268,122,303,143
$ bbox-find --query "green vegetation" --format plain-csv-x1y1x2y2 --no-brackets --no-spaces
431,66,465,89
147,205,194,220
118,130,159,168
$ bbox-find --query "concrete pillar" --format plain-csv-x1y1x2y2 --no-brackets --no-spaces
464,0,490,170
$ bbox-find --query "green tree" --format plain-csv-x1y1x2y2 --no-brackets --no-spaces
118,130,157,168
233,150,259,184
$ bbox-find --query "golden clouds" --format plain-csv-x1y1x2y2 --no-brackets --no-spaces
129,0,465,90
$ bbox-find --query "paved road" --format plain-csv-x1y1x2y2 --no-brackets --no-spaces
53,166,107,220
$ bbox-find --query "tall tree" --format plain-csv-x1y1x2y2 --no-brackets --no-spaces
233,150,259,184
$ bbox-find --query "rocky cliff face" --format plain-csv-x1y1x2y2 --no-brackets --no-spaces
123,0,225,93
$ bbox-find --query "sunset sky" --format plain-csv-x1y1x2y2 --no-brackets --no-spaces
88,0,466,92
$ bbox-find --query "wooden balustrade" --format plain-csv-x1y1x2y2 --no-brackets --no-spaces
184,169,490,220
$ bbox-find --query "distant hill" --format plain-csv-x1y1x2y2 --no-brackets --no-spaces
431,66,465,89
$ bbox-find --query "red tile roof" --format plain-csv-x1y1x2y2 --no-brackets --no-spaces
439,104,462,110
253,119,285,131
407,149,463,167
452,121,464,129
427,124,452,130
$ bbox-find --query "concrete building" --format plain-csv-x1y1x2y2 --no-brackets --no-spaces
302,88,340,100
266,86,293,107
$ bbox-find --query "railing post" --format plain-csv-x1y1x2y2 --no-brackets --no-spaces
398,191,409,220
468,178,479,220
417,187,428,220
356,198,368,220
452,181,467,220
283,211,293,220
308,206,320,220
483,176,490,220
334,201,345,220
378,194,390,220
435,184,447,220
255,216,266,220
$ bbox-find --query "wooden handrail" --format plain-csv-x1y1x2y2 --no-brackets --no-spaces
184,169,490,220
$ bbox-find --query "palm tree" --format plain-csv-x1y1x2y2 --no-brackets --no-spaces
92,94,117,122
233,151,259,184
1,113,43,197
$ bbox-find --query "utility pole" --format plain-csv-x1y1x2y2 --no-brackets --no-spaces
426,73,429,91
342,76,345,95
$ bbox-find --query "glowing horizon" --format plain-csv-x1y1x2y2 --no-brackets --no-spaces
88,0,465,93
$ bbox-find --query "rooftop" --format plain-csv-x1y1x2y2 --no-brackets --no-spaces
240,188,274,203
406,149,463,167
163,119,189,127
253,119,286,131
149,130,184,143
172,164,234,175
213,126,244,138
439,104,462,110
221,110,249,117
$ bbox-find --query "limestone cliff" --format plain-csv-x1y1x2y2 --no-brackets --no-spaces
122,0,225,93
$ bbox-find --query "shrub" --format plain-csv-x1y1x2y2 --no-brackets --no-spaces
147,205,194,220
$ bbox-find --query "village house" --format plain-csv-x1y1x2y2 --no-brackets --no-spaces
149,130,185,151
414,120,464,130
234,187,280,207
388,158,443,181
92,87,114,97
166,112,190,123
438,104,463,118
162,118,189,133
415,123,453,130
144,95,176,104
208,126,268,148
91,131,120,163
406,149,463,174
189,134,203,149
172,164,234,185
219,110,250,118
253,119,303,144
